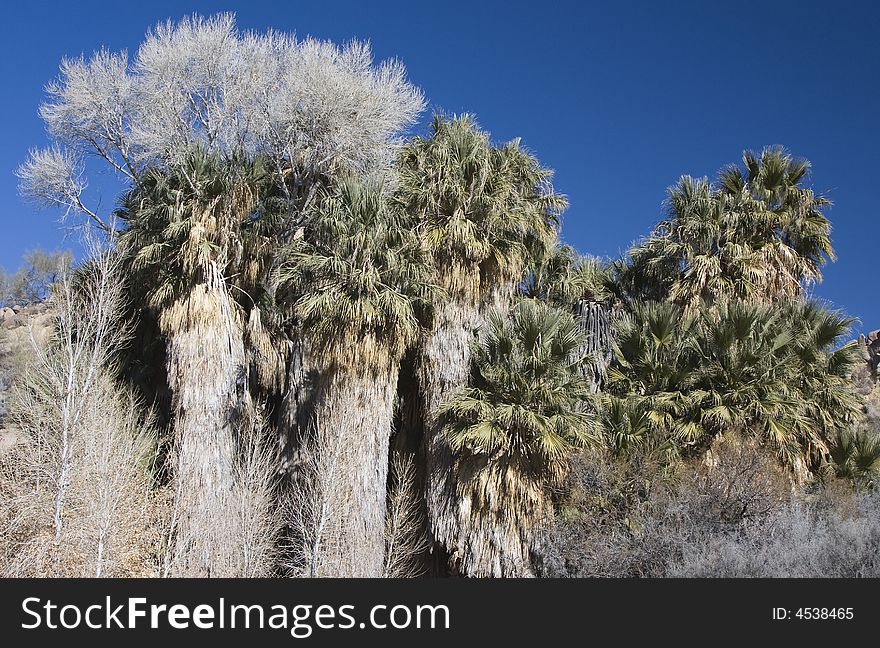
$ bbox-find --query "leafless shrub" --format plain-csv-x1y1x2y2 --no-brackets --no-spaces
678,439,793,525
161,411,281,578
542,440,880,578
539,441,792,577
538,450,665,577
283,421,358,577
671,487,880,577
383,451,428,578
0,234,160,576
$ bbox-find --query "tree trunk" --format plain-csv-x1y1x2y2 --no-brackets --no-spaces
278,332,319,473
418,298,483,573
162,261,251,576
308,360,399,577
450,462,548,577
574,300,613,393
390,350,431,571
420,277,530,576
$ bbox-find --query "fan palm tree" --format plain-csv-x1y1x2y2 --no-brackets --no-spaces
690,301,809,465
522,243,611,308
717,146,834,299
602,298,862,478
275,175,436,576
118,148,278,575
827,426,880,490
438,298,597,576
601,300,703,459
624,175,768,311
396,114,566,569
619,148,834,312
695,300,860,473
523,243,615,391
782,300,863,469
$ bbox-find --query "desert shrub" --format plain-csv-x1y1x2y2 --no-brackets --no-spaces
539,440,792,577
671,487,880,577
383,451,429,578
538,450,664,577
0,379,160,577
0,243,161,576
542,437,880,578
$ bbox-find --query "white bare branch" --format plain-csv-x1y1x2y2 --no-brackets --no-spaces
15,147,112,233
0,231,160,577
23,13,425,229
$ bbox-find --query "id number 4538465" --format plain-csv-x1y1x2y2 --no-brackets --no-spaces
772,608,854,620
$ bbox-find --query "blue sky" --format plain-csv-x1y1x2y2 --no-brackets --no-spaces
1,1,878,331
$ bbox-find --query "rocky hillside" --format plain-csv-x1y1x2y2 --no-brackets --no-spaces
852,330,880,413
0,303,53,453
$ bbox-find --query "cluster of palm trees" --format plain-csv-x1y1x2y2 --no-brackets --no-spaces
115,136,870,577
106,111,572,576
603,149,863,478
619,147,835,309
601,300,861,472
19,16,879,578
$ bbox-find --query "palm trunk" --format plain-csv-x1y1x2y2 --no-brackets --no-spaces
575,300,613,393
418,297,484,572
308,353,399,577
390,350,431,571
279,332,318,471
420,273,526,576
162,261,250,576
452,463,549,577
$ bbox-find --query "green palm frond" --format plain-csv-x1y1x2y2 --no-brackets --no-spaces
275,174,439,365
600,296,863,473
828,426,880,489
615,146,835,310
117,146,283,318
439,298,597,487
397,114,566,297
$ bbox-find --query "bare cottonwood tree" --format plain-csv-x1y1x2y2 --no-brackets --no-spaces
18,13,424,233
0,234,159,577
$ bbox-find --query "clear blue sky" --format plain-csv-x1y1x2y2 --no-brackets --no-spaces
1,1,877,331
